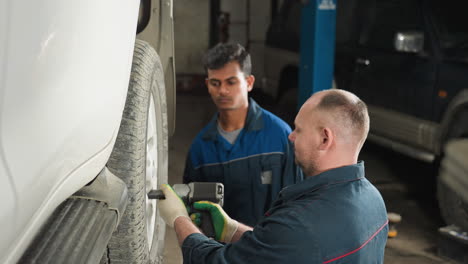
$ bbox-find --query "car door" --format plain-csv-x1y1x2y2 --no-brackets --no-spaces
350,0,437,120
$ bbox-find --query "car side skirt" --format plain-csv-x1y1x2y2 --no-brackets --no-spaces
20,168,128,264
368,105,439,162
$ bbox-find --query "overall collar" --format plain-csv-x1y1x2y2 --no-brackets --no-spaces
278,162,366,201
202,98,264,141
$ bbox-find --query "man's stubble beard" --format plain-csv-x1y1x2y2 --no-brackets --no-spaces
296,157,318,177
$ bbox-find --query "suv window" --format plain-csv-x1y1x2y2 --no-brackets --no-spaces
430,1,468,58
359,0,424,52
336,0,360,45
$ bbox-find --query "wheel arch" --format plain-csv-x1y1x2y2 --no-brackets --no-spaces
137,0,151,34
438,89,468,154
437,93,468,229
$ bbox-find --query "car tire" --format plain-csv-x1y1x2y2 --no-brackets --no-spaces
437,140,468,231
103,39,168,264
438,178,468,230
438,110,468,230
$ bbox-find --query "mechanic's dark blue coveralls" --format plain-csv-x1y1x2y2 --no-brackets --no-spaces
182,162,388,264
183,98,303,226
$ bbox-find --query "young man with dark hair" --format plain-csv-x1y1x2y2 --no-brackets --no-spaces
183,43,302,226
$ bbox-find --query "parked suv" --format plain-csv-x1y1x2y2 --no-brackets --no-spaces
0,0,175,263
262,0,468,229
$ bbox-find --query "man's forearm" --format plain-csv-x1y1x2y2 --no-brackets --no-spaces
230,222,253,242
174,216,202,246
173,215,253,245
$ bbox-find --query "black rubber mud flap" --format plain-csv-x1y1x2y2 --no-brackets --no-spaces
20,168,128,264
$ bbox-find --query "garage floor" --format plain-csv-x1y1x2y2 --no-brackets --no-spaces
162,91,453,264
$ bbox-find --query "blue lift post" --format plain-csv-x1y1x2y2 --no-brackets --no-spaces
298,0,337,108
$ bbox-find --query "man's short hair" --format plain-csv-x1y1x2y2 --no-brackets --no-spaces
316,90,370,146
203,43,252,75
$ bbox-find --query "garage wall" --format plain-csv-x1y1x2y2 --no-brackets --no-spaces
174,0,210,74
174,0,273,78
220,0,248,46
248,0,271,80
220,0,271,83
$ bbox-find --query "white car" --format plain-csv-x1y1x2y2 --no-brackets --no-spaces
0,0,175,263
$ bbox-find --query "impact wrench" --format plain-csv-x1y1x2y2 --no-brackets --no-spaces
148,182,224,238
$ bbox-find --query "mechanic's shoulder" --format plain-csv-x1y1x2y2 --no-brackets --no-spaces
186,129,213,156
274,194,326,218
260,108,292,133
192,120,217,141
263,198,324,235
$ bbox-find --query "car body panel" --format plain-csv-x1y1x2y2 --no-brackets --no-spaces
342,0,438,121
263,0,468,160
0,0,139,262
435,62,468,122
137,0,176,136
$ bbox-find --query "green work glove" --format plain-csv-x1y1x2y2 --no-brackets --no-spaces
190,212,202,227
193,201,239,243
157,184,190,227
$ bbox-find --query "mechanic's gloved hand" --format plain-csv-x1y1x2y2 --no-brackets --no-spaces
190,212,202,227
193,201,239,243
157,184,190,227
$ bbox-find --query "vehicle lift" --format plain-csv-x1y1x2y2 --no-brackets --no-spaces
298,0,336,108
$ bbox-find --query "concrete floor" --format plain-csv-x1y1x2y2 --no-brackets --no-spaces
162,91,454,264
163,94,216,264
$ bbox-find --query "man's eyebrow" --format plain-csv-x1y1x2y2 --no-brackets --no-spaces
207,78,220,82
208,76,237,82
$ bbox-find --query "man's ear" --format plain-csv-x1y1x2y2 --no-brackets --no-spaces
246,75,255,92
319,127,334,150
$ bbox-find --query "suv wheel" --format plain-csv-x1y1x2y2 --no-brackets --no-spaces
438,177,468,230
103,39,168,264
437,111,468,230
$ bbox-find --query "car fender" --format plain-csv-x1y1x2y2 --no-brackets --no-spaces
0,0,139,262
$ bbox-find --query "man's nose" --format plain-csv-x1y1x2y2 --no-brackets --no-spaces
288,132,295,142
219,83,229,95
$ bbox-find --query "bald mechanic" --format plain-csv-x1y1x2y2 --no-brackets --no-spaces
159,89,389,264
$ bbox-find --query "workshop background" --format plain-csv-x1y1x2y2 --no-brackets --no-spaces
164,0,468,263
